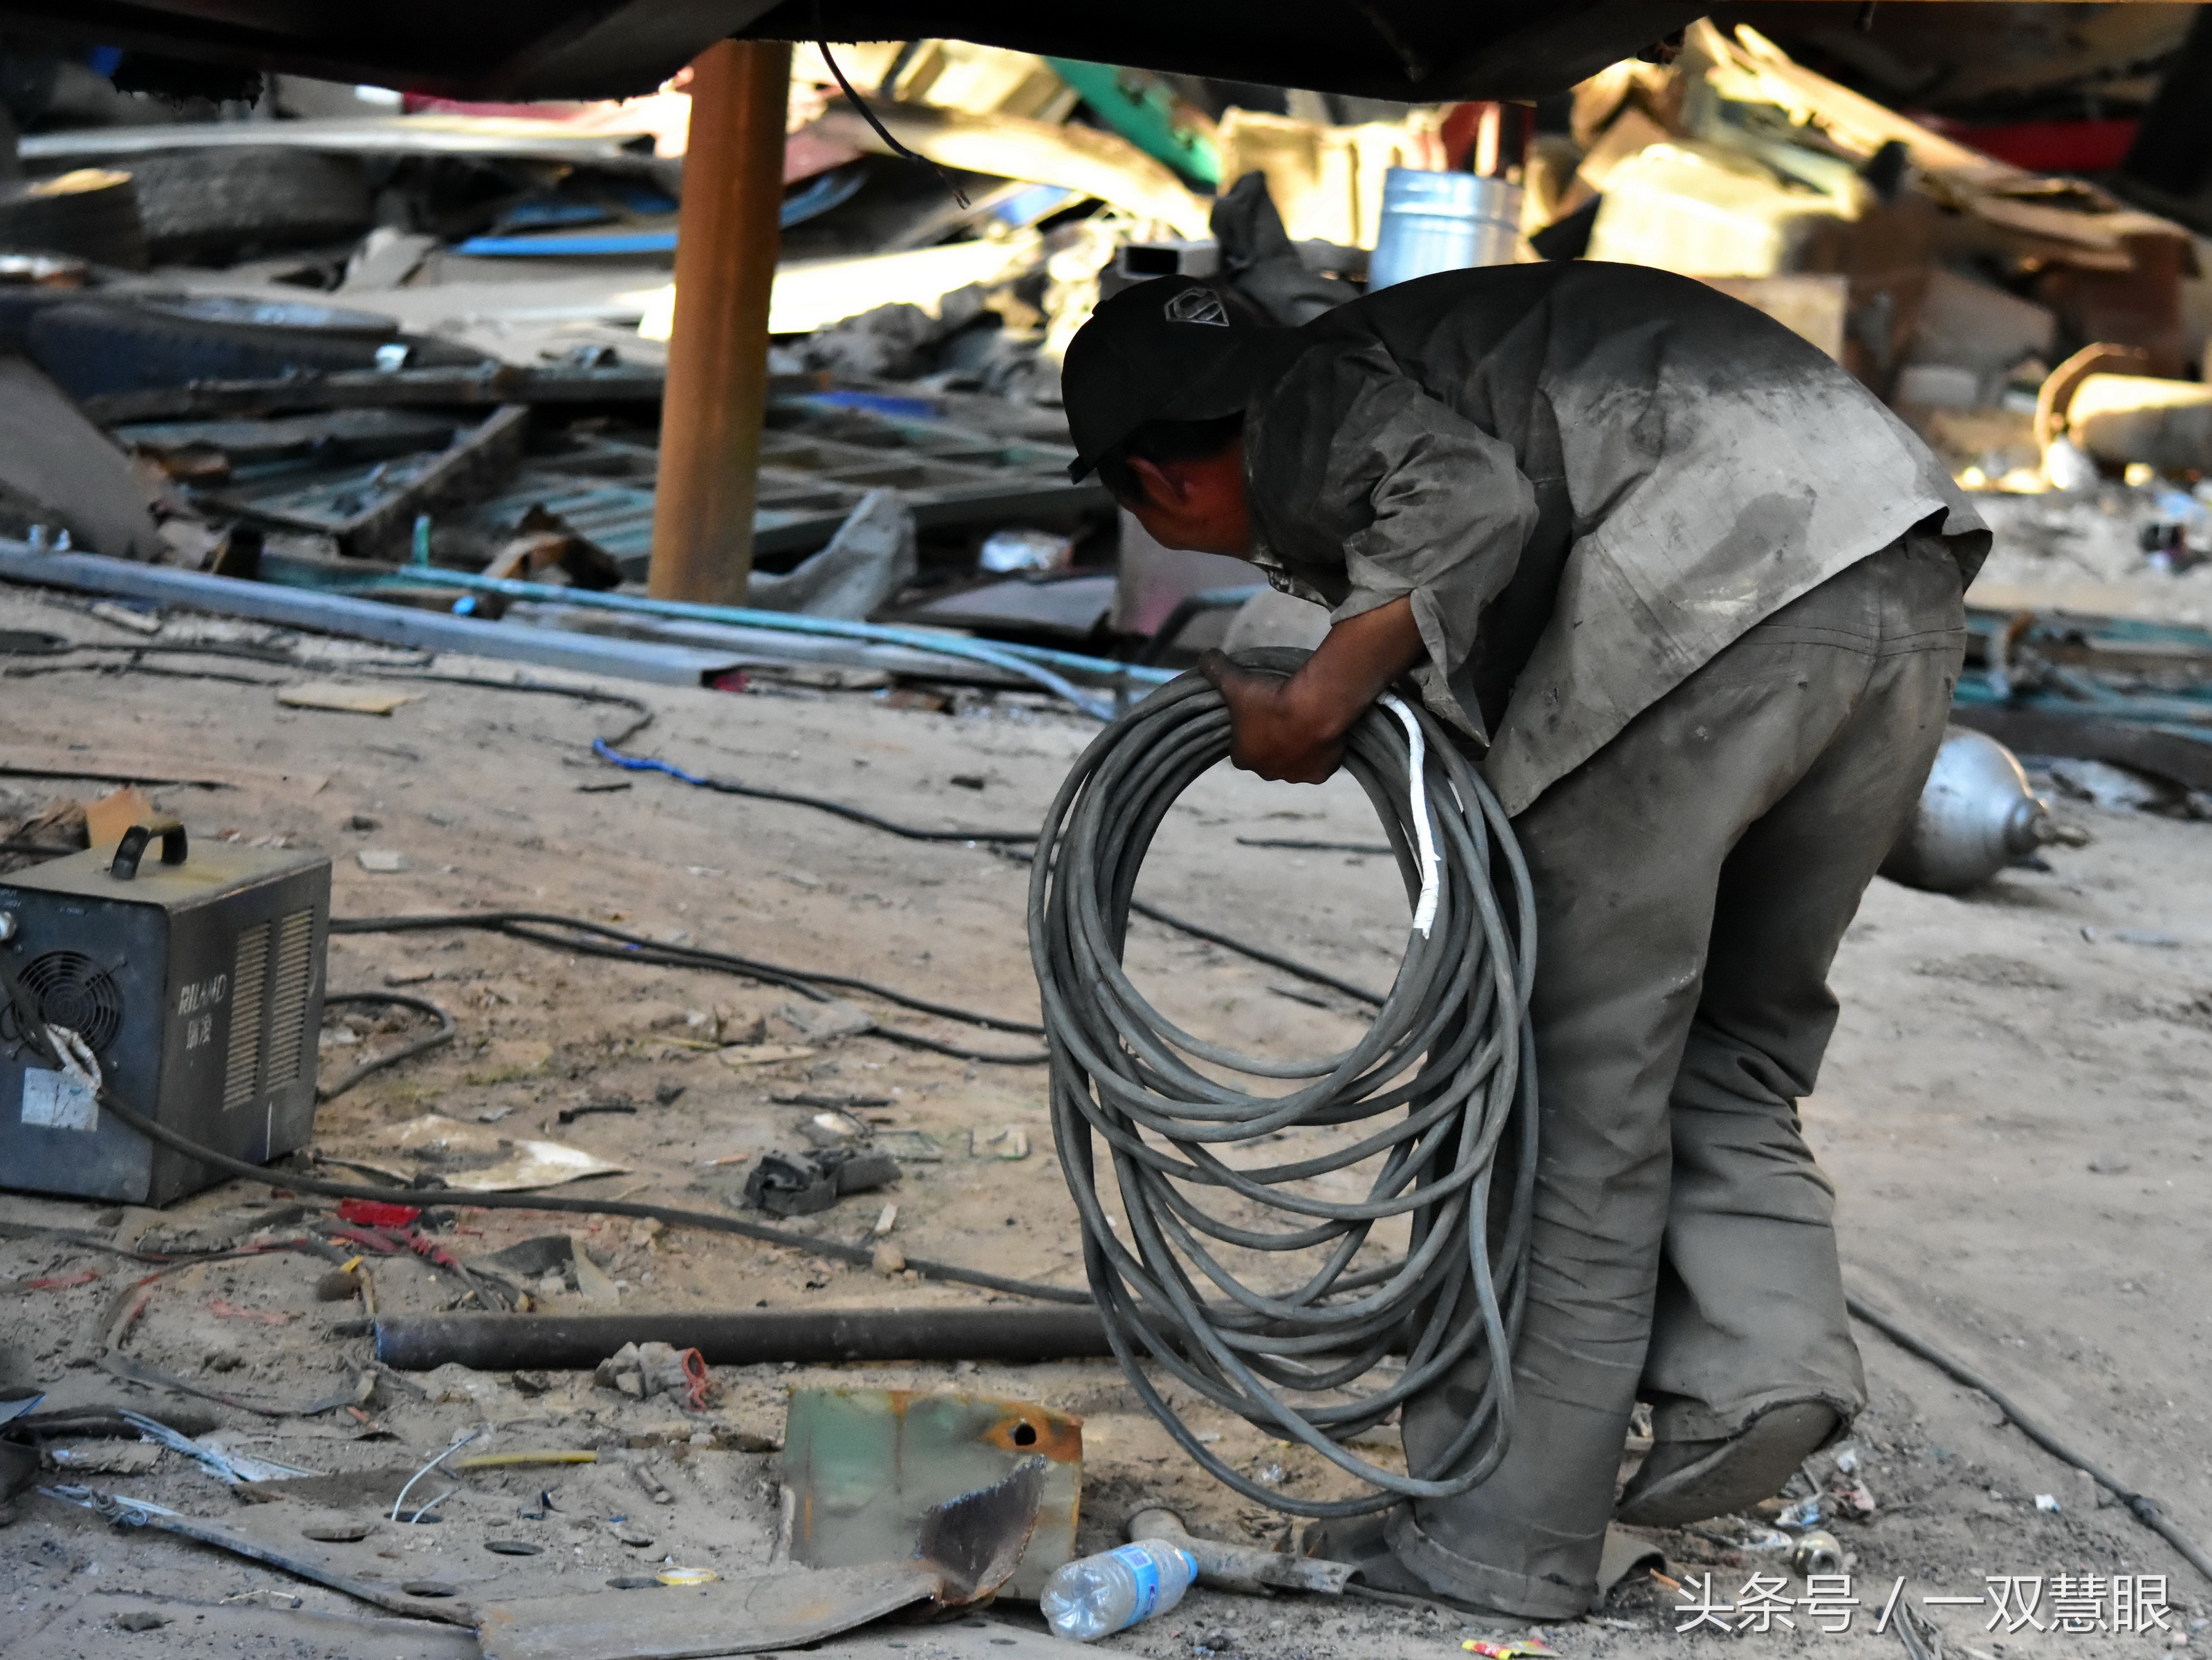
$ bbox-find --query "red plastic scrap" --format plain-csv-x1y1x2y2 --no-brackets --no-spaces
337,1198,421,1228
678,1347,711,1411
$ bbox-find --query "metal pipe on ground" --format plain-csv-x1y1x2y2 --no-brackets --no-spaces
648,38,792,606
371,1306,1113,1371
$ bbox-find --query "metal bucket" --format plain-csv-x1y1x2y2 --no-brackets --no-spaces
1367,169,1523,292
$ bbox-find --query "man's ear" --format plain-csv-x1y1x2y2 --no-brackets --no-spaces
1126,455,1184,509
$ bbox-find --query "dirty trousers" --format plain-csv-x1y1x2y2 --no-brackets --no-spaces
1395,535,1967,1617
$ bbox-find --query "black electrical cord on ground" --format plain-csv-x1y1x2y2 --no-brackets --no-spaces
594,738,1391,1006
330,910,1047,1063
316,991,456,1102
1030,670,1540,1518
1846,1293,2212,1585
3,661,286,689
593,739,1038,843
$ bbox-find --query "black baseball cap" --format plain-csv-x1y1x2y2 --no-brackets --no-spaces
1062,275,1299,482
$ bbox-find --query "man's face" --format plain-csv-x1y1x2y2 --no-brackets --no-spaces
1124,441,1252,558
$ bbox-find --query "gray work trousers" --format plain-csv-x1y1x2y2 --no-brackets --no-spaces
1395,535,1967,1617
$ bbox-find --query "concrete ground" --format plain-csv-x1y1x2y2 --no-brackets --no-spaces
2,575,2208,1658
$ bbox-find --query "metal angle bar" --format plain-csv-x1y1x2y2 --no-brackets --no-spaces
19,116,662,167
372,1306,1113,1370
356,566,1176,690
501,604,1033,686
0,546,740,689
0,545,1072,693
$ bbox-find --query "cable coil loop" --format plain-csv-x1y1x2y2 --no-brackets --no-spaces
1028,666,1539,1516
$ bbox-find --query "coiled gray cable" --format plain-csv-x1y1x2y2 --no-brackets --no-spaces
1028,665,1539,1517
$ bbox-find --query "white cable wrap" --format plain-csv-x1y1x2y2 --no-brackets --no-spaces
1379,692,1440,938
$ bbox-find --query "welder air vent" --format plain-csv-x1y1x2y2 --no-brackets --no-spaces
2,952,124,1053
264,907,315,1087
222,922,269,1112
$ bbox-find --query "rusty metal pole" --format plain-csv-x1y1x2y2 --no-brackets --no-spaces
647,38,792,605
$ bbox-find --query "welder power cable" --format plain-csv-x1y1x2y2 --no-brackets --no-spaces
589,737,1392,1005
315,991,456,1102
0,949,1084,1305
1029,674,1540,1516
326,910,1048,1064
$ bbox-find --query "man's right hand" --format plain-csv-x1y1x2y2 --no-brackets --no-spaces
1197,656,1348,783
1197,592,1429,784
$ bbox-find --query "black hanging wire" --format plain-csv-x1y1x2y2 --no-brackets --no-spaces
812,10,969,208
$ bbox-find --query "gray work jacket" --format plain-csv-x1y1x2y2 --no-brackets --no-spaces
1240,261,1989,816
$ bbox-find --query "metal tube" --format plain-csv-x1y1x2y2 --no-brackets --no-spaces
365,564,1157,714
372,1306,1113,1371
1126,1506,1352,1595
647,39,792,605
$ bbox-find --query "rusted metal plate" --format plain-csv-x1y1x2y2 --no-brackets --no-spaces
786,1389,1082,1601
473,1563,942,1660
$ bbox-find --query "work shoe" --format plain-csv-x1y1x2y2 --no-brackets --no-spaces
1614,1401,1839,1528
1303,1510,1530,1628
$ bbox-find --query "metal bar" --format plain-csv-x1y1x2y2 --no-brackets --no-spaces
1949,703,2212,791
357,568,1134,715
372,1306,1113,1370
80,365,668,426
500,603,1033,686
648,38,792,605
19,115,663,167
0,544,741,688
358,566,1176,689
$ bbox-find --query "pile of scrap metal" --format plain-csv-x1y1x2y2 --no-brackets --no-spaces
8,24,2212,693
1519,21,2199,434
0,42,1450,696
1505,21,2212,636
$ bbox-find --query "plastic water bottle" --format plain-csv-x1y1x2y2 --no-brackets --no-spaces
1039,1539,1198,1641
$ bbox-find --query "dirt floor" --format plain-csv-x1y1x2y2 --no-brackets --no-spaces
2,572,2209,1659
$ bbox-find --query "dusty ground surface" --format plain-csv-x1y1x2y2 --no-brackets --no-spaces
2,571,2209,1659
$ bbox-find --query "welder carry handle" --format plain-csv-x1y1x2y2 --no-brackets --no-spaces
110,818,187,880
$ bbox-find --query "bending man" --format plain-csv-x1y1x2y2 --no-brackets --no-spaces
1059,265,1985,1618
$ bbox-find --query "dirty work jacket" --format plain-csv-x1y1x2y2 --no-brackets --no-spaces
1238,261,1990,816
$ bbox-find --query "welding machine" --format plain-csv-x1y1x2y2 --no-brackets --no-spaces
0,821,331,1205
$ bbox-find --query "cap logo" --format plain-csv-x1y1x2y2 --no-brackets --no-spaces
1163,287,1229,326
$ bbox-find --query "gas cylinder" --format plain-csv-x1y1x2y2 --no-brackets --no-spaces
1880,728,2054,893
